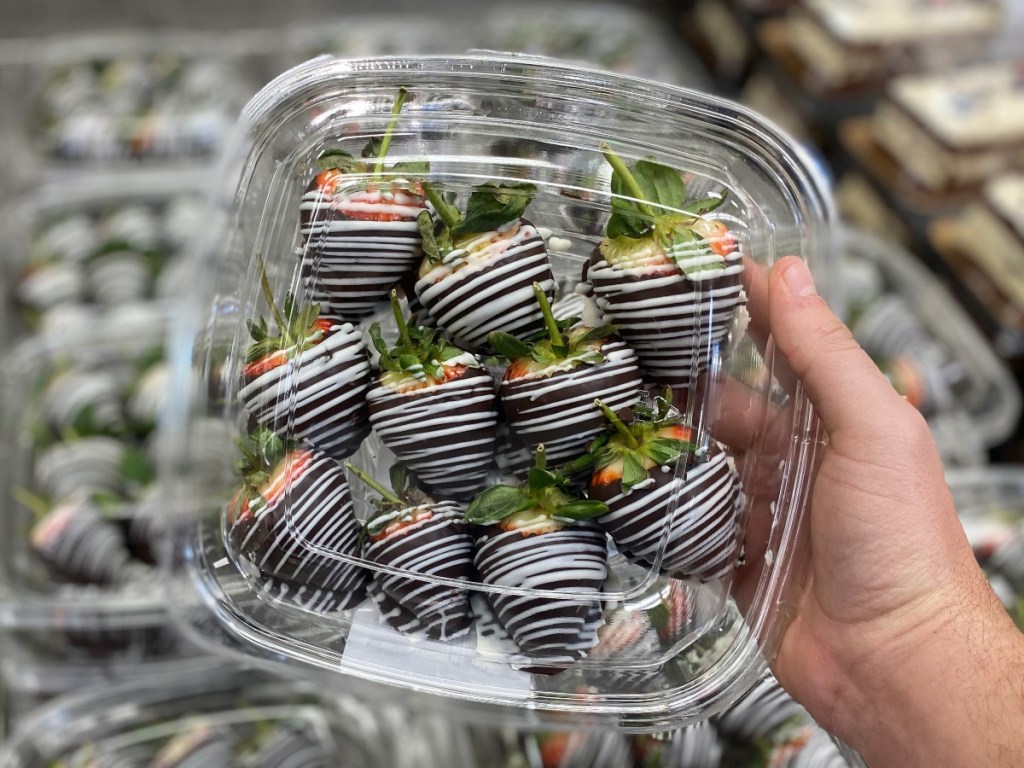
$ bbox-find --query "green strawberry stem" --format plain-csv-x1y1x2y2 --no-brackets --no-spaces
388,289,413,347
533,282,564,347
344,462,403,506
594,398,639,449
534,443,547,472
423,184,461,230
255,253,290,346
372,87,409,181
599,142,656,220
14,486,50,520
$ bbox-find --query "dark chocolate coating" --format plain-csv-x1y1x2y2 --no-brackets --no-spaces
592,444,743,582
414,219,555,351
229,448,369,611
298,179,424,322
586,248,744,387
31,501,129,586
367,367,499,500
364,502,474,640
474,521,607,666
499,338,643,468
238,323,371,462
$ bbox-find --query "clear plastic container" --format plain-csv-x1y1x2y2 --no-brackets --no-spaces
0,638,220,732
0,664,425,768
163,54,834,730
0,171,209,347
467,671,862,767
948,465,1024,629
838,226,1021,460
276,3,710,89
0,308,192,659
0,31,265,171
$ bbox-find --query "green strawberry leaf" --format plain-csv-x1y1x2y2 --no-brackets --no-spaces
621,452,648,492
682,190,728,215
450,182,536,239
389,160,430,176
553,499,608,522
317,149,357,172
488,332,533,361
644,437,693,467
465,485,535,525
368,323,398,372
361,136,384,159
528,466,562,493
389,462,409,496
572,325,618,346
560,452,597,475
121,446,154,487
633,159,686,209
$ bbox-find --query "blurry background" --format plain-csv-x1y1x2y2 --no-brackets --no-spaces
0,1,1023,766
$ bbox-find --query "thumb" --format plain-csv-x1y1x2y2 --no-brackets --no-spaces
767,256,910,442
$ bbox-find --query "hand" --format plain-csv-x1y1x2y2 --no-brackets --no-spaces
762,256,1024,767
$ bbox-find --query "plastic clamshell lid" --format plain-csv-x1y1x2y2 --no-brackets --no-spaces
163,54,833,730
0,171,211,350
0,309,177,637
6,30,265,170
0,665,403,768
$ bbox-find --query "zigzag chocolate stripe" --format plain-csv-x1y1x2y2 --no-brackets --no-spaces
239,323,370,461
580,607,663,693
299,188,424,321
260,576,360,614
251,728,328,768
596,447,743,582
36,436,126,499
474,522,607,661
499,339,643,467
781,727,850,768
367,370,498,499
656,721,724,768
87,251,152,306
43,369,125,436
364,502,474,640
541,733,632,768
714,673,809,743
233,450,368,609
588,250,744,386
414,221,555,351
853,296,932,361
31,501,129,586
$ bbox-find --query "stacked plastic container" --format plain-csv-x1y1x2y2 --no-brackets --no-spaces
0,29,268,735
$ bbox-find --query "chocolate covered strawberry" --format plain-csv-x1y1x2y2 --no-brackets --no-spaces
491,282,642,469
228,430,368,612
366,291,498,499
413,181,555,350
586,145,745,387
299,88,428,321
347,462,474,640
577,395,743,582
466,447,609,668
632,723,723,768
22,492,130,586
238,262,370,461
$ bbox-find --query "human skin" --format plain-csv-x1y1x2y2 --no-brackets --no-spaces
765,256,1024,767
